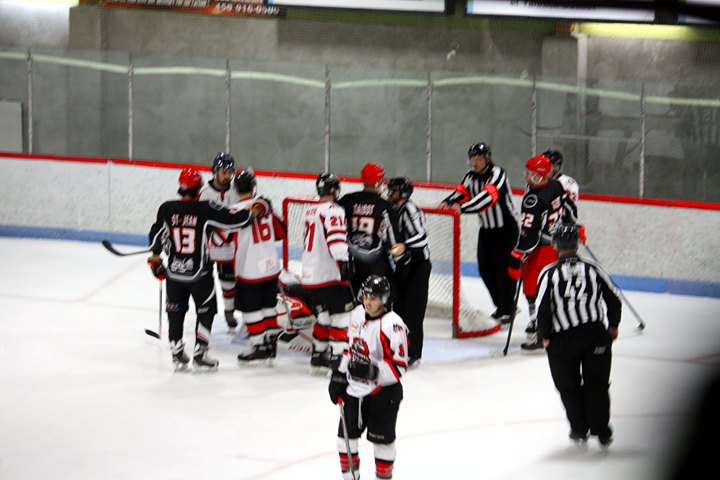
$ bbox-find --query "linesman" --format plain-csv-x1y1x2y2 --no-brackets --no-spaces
387,177,431,367
439,142,519,324
536,223,621,452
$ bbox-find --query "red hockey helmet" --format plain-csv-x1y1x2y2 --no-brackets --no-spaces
179,168,203,191
525,155,552,178
361,163,385,185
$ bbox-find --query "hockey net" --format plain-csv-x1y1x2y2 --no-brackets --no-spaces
281,197,499,339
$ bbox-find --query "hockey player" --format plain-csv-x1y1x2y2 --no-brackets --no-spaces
542,148,579,203
387,177,431,367
232,170,287,364
198,152,241,331
337,162,401,305
439,142,520,325
285,173,355,371
147,168,263,371
507,155,578,351
328,275,408,480
537,223,621,451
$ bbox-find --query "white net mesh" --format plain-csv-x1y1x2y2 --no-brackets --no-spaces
282,197,499,338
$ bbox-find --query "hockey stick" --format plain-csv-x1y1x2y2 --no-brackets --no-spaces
101,240,152,257
500,279,523,356
102,240,163,337
338,397,359,480
144,281,162,339
583,245,646,331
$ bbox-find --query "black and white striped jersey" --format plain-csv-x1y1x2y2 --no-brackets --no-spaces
442,164,518,229
395,200,430,261
536,254,622,339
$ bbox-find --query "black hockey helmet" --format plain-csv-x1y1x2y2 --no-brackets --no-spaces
212,152,236,173
360,275,391,306
541,149,563,167
552,223,580,251
316,172,341,197
234,169,256,195
468,142,491,159
386,177,414,199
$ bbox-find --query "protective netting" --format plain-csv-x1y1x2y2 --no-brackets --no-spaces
1,3,720,203
282,197,499,338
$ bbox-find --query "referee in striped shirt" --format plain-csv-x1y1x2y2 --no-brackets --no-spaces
387,177,431,368
439,142,519,323
537,223,622,451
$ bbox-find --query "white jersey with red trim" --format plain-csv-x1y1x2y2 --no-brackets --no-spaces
199,182,241,207
231,197,287,282
300,201,350,287
199,182,241,262
556,173,579,203
340,305,409,399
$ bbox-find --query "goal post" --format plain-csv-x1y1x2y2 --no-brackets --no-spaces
281,196,500,339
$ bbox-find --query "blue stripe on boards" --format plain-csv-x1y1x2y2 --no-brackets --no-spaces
2,225,718,299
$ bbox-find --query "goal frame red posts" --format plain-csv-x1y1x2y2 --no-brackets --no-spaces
282,196,496,339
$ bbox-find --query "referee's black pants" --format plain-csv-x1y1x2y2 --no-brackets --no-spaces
477,223,518,316
546,322,613,440
394,256,432,361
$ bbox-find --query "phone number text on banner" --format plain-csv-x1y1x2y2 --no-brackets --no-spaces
102,0,282,17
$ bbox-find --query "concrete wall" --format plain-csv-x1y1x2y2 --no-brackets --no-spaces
0,2,70,48
1,155,718,292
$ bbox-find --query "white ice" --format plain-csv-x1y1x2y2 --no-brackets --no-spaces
1,237,719,480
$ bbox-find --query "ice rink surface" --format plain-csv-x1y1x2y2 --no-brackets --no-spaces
1,237,719,480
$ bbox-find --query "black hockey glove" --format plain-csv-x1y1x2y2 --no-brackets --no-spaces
348,340,378,381
148,256,166,280
329,371,349,405
339,260,355,281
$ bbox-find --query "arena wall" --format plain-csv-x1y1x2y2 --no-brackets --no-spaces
1,154,718,298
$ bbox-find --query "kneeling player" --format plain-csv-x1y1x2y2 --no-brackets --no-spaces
329,275,408,480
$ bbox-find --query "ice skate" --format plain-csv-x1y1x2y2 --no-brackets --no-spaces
171,340,190,372
192,344,219,373
520,334,545,353
309,344,331,374
225,310,238,330
267,335,278,359
569,432,588,449
237,344,273,367
525,319,537,333
599,435,613,454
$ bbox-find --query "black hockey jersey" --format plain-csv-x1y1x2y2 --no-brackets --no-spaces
516,179,577,256
338,190,399,263
148,200,254,283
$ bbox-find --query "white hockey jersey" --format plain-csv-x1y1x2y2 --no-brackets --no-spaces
300,201,350,287
199,182,241,207
340,305,409,399
557,173,579,203
230,197,287,282
199,182,242,262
